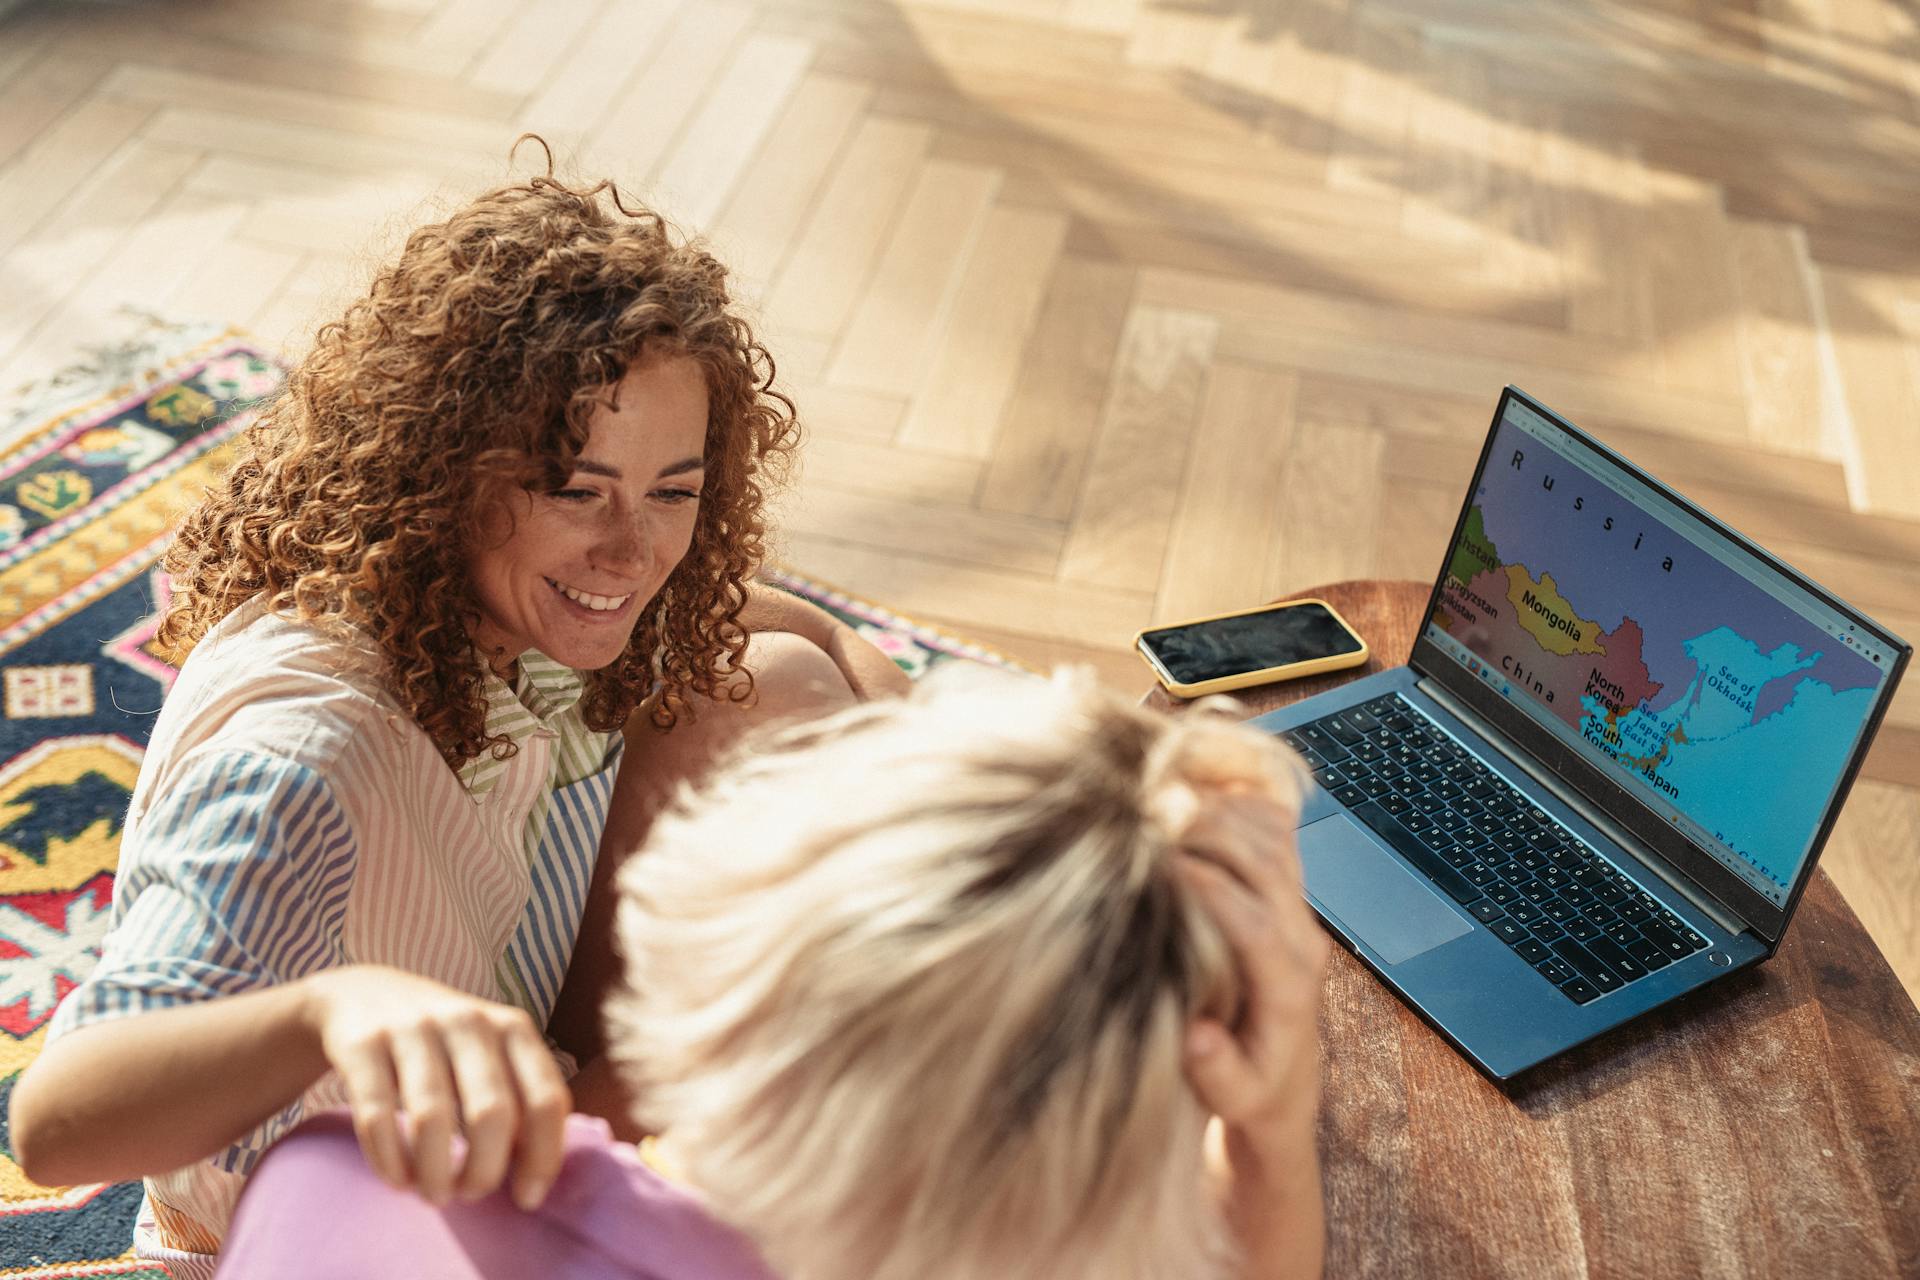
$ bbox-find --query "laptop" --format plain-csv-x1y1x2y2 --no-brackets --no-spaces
1255,386,1911,1079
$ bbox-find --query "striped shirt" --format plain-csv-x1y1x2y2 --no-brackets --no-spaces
45,597,623,1279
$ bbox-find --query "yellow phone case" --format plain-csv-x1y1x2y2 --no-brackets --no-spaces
1135,597,1371,698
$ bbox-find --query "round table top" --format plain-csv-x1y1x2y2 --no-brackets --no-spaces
1148,580,1920,1280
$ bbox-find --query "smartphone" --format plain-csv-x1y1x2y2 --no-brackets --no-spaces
1135,598,1370,697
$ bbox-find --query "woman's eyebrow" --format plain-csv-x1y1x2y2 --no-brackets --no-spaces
570,456,705,480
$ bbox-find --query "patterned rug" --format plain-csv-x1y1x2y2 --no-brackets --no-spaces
0,330,1019,1276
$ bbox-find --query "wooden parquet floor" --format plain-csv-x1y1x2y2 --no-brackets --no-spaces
1,0,1916,993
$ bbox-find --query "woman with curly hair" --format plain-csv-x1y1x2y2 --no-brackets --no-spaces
9,151,905,1278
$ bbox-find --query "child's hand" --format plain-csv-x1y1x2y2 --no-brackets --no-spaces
1174,786,1329,1145
299,965,569,1210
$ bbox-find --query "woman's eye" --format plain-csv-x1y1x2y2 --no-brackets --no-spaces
655,488,702,505
549,488,596,503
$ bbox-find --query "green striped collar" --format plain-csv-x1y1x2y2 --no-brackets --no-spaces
459,650,585,798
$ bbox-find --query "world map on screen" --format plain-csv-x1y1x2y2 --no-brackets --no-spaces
1432,421,1884,902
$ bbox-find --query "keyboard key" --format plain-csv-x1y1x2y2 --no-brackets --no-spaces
1514,937,1550,964
1336,707,1383,735
1469,899,1505,923
1625,937,1675,972
1486,881,1520,906
1566,918,1602,943
1363,696,1400,716
1550,938,1622,991
1463,861,1500,887
1381,794,1413,817
1638,919,1697,960
1312,766,1344,788
1533,956,1575,984
1332,784,1366,807
1492,918,1528,945
1586,936,1649,983
1322,719,1367,749
1507,899,1546,927
1298,723,1347,759
1560,978,1601,1004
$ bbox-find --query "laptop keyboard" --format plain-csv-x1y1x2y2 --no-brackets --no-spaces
1284,693,1710,1005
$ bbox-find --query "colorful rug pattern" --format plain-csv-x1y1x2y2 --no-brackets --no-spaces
0,333,1017,1276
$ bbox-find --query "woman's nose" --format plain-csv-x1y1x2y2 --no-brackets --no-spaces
594,512,651,578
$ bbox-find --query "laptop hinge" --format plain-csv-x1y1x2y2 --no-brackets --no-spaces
1414,677,1748,935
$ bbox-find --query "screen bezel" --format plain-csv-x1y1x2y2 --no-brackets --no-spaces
1410,386,1912,945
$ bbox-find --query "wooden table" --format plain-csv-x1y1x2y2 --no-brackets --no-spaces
1148,580,1920,1279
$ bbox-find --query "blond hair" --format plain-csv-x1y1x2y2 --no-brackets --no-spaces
608,667,1308,1280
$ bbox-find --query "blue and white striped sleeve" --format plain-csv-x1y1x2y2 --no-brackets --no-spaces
46,751,360,1042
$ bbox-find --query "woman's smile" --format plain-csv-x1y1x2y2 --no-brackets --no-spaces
544,577,636,616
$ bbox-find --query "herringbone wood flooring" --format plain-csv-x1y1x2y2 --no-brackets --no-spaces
1,0,1916,994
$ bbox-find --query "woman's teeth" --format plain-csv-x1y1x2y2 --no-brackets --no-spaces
547,578,631,612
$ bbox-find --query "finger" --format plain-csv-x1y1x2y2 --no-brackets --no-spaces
443,1016,520,1202
330,1034,409,1190
501,1021,571,1211
1181,794,1294,899
1180,854,1320,1045
390,1027,461,1206
1179,851,1272,955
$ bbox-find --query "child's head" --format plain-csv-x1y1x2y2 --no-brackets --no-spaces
609,667,1308,1280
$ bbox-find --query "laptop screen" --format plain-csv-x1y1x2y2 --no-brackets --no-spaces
1421,393,1900,910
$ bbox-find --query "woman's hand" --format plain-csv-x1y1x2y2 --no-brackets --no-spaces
299,965,570,1211
1175,785,1329,1148
1175,785,1330,1278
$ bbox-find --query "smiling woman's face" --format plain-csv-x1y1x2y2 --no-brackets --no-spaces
468,353,710,675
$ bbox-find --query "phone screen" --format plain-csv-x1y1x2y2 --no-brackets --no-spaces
1140,602,1363,684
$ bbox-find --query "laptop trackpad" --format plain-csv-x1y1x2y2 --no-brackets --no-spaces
1299,814,1473,965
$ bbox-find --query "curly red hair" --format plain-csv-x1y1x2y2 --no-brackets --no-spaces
157,161,799,768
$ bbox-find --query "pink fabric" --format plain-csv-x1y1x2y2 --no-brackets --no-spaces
215,1112,781,1280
